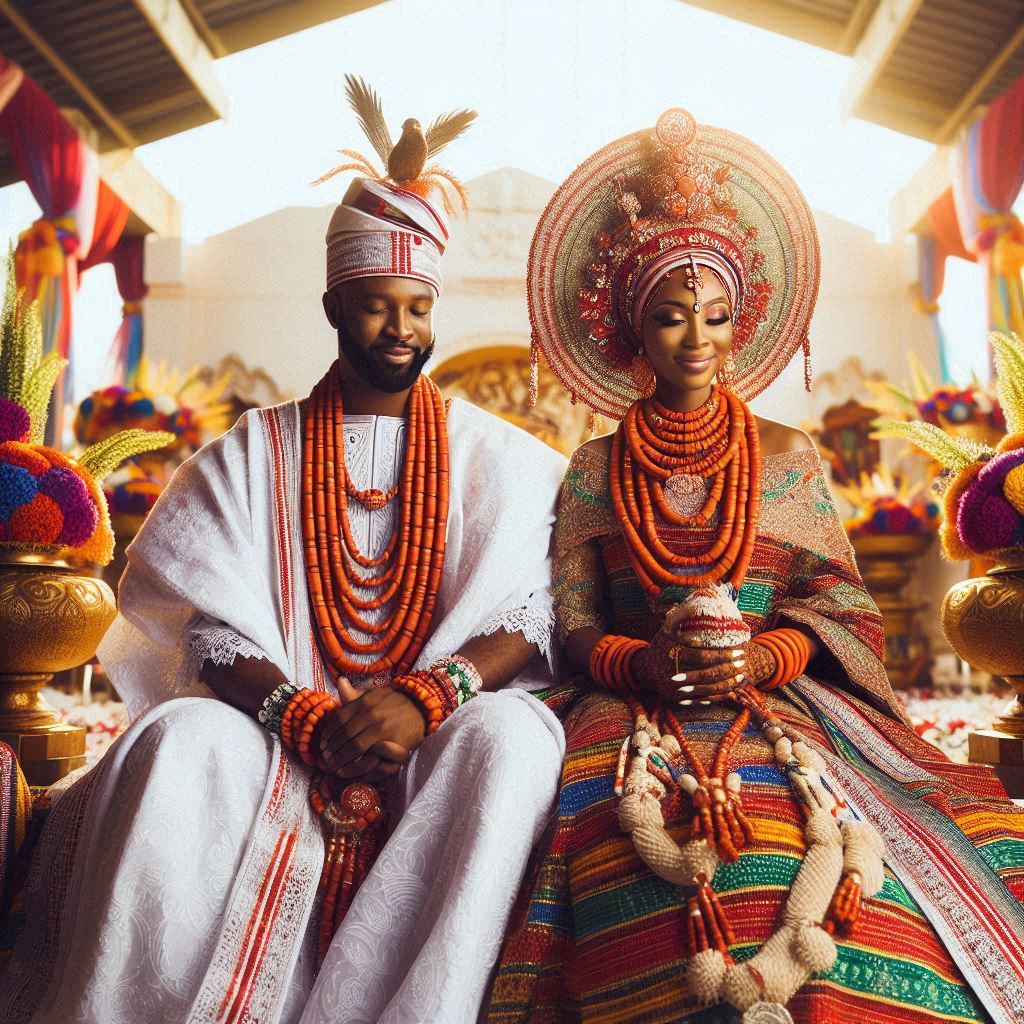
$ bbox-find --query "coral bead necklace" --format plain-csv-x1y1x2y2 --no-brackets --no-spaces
302,362,449,679
610,386,761,593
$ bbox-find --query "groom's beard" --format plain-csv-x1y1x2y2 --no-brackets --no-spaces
338,327,435,394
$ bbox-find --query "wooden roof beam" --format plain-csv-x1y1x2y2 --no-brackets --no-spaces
129,0,228,121
934,18,1024,143
837,0,881,56
177,0,228,59
674,0,845,51
890,145,952,238
841,0,927,121
99,148,181,238
0,0,138,148
213,0,401,54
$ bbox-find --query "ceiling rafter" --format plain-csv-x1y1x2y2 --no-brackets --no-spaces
841,0,928,123
837,0,881,55
210,0,410,54
177,0,228,58
935,17,1024,144
0,0,138,148
128,0,228,121
672,0,844,51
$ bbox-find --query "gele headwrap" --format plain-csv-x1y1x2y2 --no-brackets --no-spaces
325,177,450,294
528,108,820,418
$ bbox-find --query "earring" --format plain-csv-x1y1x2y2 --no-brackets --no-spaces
718,353,736,390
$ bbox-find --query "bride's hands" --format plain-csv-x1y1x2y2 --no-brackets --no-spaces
672,640,777,702
634,631,777,703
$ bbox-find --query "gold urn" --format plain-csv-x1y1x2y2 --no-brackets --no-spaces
0,549,116,785
943,558,1024,773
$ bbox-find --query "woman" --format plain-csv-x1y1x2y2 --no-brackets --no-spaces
487,109,1024,1024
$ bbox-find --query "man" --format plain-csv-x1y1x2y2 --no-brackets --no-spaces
0,173,566,1023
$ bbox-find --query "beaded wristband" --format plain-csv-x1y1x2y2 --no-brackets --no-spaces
590,634,649,693
257,681,299,736
751,628,813,691
431,654,482,706
280,689,338,767
392,671,451,735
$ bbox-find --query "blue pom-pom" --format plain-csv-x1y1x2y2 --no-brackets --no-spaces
0,463,39,521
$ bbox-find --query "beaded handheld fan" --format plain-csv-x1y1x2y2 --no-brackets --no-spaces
528,109,821,418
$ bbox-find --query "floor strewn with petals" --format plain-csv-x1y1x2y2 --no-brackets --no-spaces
39,681,1014,766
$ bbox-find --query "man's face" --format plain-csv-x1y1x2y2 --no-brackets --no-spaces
323,276,436,393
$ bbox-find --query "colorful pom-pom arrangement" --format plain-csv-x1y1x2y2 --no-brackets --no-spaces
845,496,939,540
0,398,31,444
0,441,105,558
953,447,1024,556
105,464,164,519
75,385,201,453
915,386,1004,434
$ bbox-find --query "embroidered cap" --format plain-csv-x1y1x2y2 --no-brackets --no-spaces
326,177,451,294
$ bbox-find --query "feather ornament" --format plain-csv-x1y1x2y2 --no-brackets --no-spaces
343,75,393,165
425,109,478,158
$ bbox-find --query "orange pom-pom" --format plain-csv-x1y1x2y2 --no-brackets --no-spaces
0,441,51,476
10,492,64,544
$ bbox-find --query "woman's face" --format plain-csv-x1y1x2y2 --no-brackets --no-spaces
639,268,734,401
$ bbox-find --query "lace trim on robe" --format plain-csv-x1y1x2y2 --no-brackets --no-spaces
189,620,269,668
477,587,557,662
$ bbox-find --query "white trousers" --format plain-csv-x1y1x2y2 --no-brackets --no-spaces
0,690,564,1024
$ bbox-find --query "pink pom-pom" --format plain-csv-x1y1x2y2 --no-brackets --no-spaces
0,399,31,444
38,467,98,546
959,490,1017,551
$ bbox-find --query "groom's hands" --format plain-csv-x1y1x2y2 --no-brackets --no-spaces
317,678,425,784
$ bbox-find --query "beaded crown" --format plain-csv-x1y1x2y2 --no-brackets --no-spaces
529,109,820,418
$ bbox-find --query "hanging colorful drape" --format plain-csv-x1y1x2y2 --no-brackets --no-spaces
103,236,148,388
80,182,129,271
951,69,1024,343
0,53,99,442
918,190,977,383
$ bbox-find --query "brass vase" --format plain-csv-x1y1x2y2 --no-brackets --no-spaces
0,549,116,785
942,557,1024,773
851,532,933,689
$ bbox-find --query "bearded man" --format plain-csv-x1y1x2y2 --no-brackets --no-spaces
0,174,566,1024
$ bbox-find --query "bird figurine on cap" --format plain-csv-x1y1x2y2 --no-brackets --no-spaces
313,75,477,214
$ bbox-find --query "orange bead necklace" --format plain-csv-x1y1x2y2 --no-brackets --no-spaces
610,386,761,593
302,362,450,679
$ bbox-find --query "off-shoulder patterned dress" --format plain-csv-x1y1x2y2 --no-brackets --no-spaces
486,445,1024,1024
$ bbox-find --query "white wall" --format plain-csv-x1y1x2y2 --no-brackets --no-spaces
144,167,937,417
143,167,955,657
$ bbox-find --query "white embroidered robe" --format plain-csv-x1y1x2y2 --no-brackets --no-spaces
0,398,567,1024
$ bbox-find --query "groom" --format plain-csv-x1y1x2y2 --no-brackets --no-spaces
1,176,567,1023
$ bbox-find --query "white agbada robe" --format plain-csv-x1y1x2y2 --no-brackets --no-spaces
0,398,567,1024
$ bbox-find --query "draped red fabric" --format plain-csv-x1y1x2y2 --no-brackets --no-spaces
0,53,84,220
0,52,101,440
79,181,130,273
110,235,148,303
978,71,1024,213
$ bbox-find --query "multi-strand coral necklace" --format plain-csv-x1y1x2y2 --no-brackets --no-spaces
301,362,450,680
610,387,761,592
